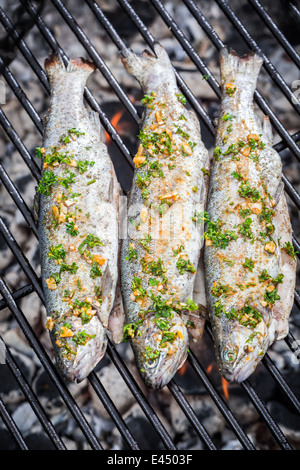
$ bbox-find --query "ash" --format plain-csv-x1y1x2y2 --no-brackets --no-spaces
0,0,299,451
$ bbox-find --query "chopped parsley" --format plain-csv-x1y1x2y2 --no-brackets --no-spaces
242,257,255,271
211,283,231,297
204,219,238,249
231,171,243,181
282,241,298,260
213,146,222,161
60,262,79,275
238,217,254,242
221,113,235,121
264,288,280,305
238,181,261,202
78,234,105,254
192,210,209,224
141,92,156,105
122,321,142,342
48,244,67,261
214,301,262,329
125,244,137,262
76,160,95,174
37,170,58,195
176,256,196,275
73,330,95,346
175,93,186,105
90,261,103,279
66,222,78,236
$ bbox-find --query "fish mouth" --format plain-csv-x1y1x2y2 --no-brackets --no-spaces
141,350,188,390
218,341,267,384
64,334,108,383
133,312,189,389
220,358,257,383
52,317,108,383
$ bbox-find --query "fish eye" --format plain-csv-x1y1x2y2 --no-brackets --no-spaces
145,356,159,369
222,348,237,363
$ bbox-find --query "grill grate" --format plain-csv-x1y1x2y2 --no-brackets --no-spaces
0,0,299,451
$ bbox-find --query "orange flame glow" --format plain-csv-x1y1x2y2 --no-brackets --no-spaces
178,362,188,376
105,110,125,144
206,362,230,400
221,377,230,400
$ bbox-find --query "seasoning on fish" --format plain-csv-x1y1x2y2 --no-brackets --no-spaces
39,54,120,382
204,48,297,383
120,43,209,389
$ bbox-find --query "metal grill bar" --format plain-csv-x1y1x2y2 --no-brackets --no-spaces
0,7,49,92
215,0,300,114
94,0,300,447
0,108,40,181
187,349,255,450
19,1,134,176
0,217,44,302
248,0,300,68
241,380,293,450
0,396,28,450
88,371,140,451
106,340,177,450
262,354,300,414
0,278,103,450
0,163,38,238
51,0,140,124
0,0,299,451
16,1,180,449
182,0,300,163
167,380,217,450
115,0,300,252
204,321,298,450
0,55,43,134
2,337,66,450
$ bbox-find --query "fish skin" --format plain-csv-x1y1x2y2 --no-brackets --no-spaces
120,43,209,389
39,54,120,383
204,48,296,383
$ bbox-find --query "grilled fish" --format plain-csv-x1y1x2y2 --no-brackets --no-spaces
39,54,120,382
204,48,297,383
120,43,209,389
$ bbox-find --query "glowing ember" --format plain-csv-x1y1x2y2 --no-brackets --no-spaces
221,376,230,400
105,110,125,144
178,362,188,376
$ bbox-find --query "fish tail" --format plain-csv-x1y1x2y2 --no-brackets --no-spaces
45,53,96,83
121,42,173,87
220,47,263,91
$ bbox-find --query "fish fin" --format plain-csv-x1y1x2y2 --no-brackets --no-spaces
44,52,65,71
220,47,263,88
271,192,295,340
262,115,273,145
68,57,96,73
45,53,96,78
121,42,173,86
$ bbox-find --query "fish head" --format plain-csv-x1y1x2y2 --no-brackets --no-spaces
51,315,107,383
132,312,189,389
215,309,271,383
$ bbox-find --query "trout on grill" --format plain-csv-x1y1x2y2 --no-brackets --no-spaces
204,48,297,383
120,43,209,389
39,54,120,382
